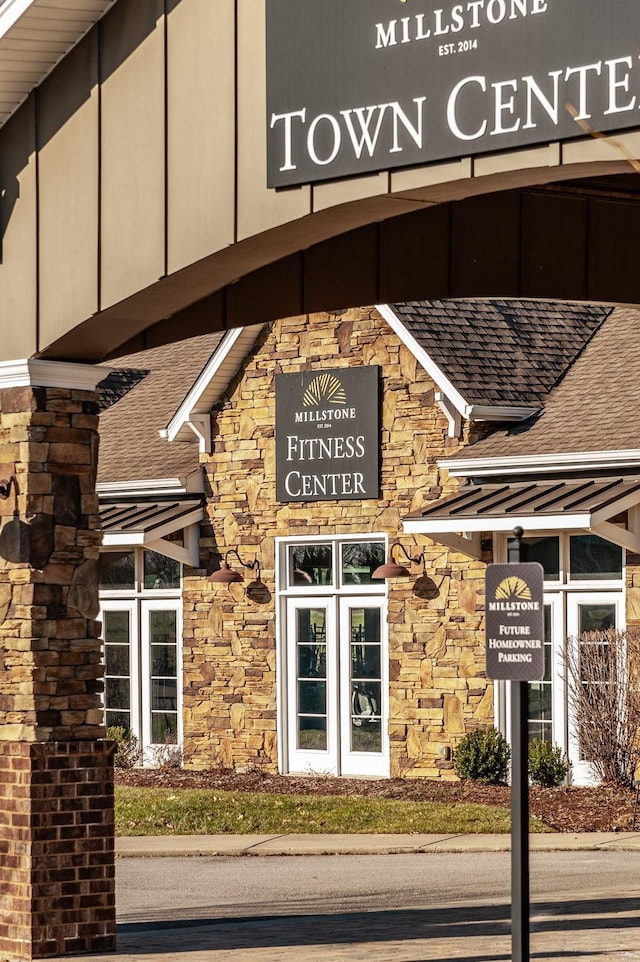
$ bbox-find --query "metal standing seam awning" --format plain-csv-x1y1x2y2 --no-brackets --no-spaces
403,477,640,559
99,497,206,567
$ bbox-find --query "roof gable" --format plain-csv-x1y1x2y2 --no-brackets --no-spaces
446,306,640,470
97,331,225,488
385,299,611,408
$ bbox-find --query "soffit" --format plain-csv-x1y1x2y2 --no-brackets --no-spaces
0,0,117,128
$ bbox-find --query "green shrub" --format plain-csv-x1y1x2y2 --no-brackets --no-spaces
454,727,511,784
528,739,571,787
106,725,141,769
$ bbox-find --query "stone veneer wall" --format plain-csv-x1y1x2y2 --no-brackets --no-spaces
0,383,115,960
182,309,494,779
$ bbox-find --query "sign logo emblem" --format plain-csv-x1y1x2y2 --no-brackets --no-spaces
495,576,532,602
303,373,347,407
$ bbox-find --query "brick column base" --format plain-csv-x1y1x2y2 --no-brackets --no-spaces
0,741,116,961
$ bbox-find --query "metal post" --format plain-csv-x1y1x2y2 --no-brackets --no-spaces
509,526,530,962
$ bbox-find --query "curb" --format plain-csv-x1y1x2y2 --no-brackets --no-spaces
115,831,640,858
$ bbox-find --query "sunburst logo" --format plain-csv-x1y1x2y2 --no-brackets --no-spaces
302,373,347,407
494,576,532,602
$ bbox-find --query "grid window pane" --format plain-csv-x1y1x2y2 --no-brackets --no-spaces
144,551,181,589
570,535,622,581
288,544,333,586
341,542,385,586
518,536,560,581
100,553,135,589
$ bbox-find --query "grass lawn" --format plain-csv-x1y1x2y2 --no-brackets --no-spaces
115,786,552,836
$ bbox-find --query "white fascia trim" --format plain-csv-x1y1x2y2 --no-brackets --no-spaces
166,325,264,444
0,0,36,38
403,514,592,535
441,449,640,477
0,358,109,391
97,478,189,498
376,306,538,424
376,304,470,418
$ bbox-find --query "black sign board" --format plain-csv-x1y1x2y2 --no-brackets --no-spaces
275,366,379,502
267,0,640,187
485,562,544,681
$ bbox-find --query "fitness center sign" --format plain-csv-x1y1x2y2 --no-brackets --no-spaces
275,367,379,502
485,562,544,681
266,0,640,187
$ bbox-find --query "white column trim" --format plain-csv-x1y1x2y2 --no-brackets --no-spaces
0,359,109,391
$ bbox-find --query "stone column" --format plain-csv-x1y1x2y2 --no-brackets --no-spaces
0,360,115,961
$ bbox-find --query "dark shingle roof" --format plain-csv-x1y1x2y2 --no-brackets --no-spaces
97,368,149,411
391,300,611,407
97,331,225,485
453,307,640,461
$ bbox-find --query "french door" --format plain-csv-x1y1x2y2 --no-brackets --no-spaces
566,592,623,784
101,598,181,755
286,596,388,777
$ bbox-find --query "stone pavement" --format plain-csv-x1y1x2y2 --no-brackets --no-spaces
45,834,640,962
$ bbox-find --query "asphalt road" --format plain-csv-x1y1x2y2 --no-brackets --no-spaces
116,851,640,923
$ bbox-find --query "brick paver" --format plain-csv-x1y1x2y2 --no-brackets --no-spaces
46,895,640,962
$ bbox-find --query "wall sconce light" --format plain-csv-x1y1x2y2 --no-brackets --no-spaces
208,549,261,585
372,542,425,580
0,476,17,500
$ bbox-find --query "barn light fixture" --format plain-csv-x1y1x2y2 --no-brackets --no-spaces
372,542,425,579
208,549,261,585
0,476,17,500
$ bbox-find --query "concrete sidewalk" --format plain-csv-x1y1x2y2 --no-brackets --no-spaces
115,830,640,857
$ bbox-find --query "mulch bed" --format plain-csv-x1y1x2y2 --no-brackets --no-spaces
115,768,640,833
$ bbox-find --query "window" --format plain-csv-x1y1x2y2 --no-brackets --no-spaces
100,549,182,758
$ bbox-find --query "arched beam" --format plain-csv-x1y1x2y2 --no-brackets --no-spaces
44,173,640,362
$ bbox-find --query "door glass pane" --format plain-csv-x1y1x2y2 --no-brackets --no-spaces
288,544,333,586
144,551,181,589
578,603,616,634
152,645,177,676
528,605,552,743
99,552,135,590
103,610,131,733
105,677,130,710
296,608,328,750
152,713,178,744
576,602,617,762
341,542,385,586
106,645,130,676
350,607,382,753
569,535,622,581
149,610,178,744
